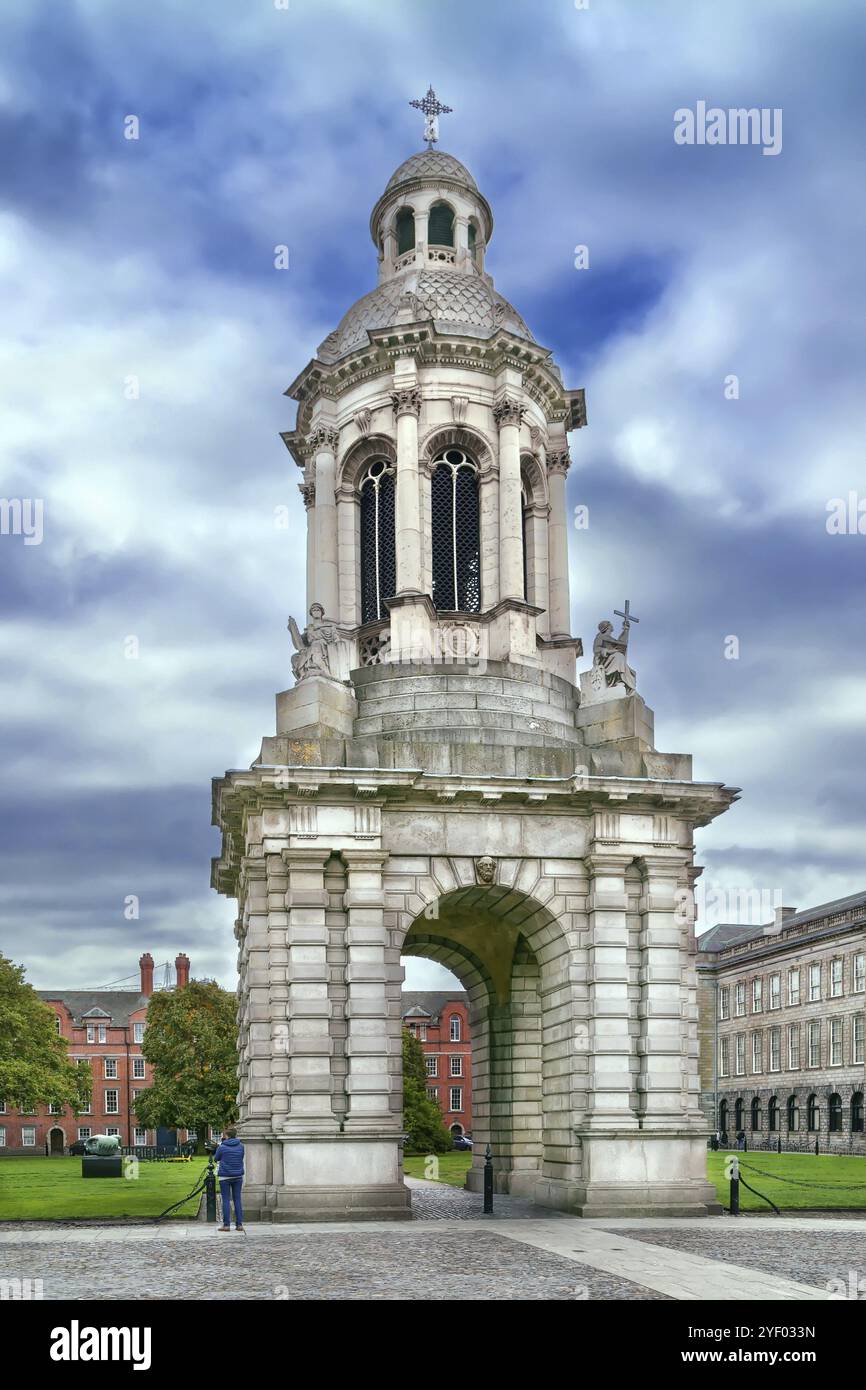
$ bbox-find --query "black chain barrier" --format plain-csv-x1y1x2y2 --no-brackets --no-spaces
151,1157,214,1223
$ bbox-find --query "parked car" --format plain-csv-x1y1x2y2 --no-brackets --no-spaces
68,1139,87,1156
452,1135,472,1151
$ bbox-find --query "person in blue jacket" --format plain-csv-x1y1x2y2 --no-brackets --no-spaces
214,1127,245,1232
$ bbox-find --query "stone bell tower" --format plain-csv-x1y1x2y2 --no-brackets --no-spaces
212,109,737,1221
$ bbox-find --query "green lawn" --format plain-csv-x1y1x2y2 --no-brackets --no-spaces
403,1152,473,1187
708,1150,866,1211
0,1156,208,1221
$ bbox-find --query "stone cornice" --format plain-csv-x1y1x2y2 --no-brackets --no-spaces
211,766,738,895
284,331,578,442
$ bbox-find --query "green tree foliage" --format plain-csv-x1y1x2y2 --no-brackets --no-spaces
402,1027,452,1155
134,979,238,1152
0,955,91,1112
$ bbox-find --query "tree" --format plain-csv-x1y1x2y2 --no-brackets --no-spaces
0,955,91,1112
402,1027,452,1155
134,979,238,1153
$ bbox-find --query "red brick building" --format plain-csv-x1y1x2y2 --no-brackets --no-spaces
402,991,473,1136
0,951,193,1156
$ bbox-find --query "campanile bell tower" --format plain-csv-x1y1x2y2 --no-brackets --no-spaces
212,103,735,1221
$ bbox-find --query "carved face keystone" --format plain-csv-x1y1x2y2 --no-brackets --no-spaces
475,856,496,884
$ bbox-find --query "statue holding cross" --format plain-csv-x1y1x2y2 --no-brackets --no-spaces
591,600,640,694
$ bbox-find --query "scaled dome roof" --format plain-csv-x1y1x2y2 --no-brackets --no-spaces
317,269,535,363
384,150,478,195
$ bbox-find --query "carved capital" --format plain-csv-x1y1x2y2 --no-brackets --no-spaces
298,481,315,510
493,396,526,430
547,449,571,477
391,386,422,418
308,425,339,454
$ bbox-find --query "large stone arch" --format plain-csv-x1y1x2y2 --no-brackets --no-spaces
391,858,585,1204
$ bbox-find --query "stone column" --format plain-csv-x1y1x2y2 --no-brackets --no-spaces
342,848,401,1131
281,847,338,1132
310,426,339,620
493,396,526,602
582,853,639,1129
546,448,572,638
299,480,316,617
636,856,692,1129
391,385,423,595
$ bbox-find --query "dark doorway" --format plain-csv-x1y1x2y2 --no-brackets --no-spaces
49,1128,64,1155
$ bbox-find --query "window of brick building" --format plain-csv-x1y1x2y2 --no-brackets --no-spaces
808,963,821,1003
854,1015,864,1065
104,1089,119,1115
788,1024,800,1070
425,1057,437,1077
133,1058,145,1080
720,1037,729,1077
788,968,800,1006
104,1059,118,1079
450,1056,463,1077
449,1087,463,1112
752,978,763,1013
734,983,746,1017
751,1032,762,1073
769,973,781,1009
22,1126,36,1146
449,1016,461,1042
828,1094,843,1132
735,1035,746,1075
854,954,865,994
134,1023,145,1043
830,959,843,998
719,987,729,1020
807,1021,821,1067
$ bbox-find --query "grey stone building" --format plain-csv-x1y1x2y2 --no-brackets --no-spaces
697,893,865,1152
211,118,737,1221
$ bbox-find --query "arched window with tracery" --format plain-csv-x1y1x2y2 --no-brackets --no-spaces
428,201,454,247
768,1096,779,1132
807,1093,820,1131
852,1091,864,1133
718,1099,728,1136
359,459,396,623
521,482,529,603
750,1097,762,1131
734,1098,744,1132
430,448,480,612
468,220,478,266
787,1094,799,1131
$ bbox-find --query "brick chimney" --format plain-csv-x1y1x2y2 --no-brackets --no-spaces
175,952,191,989
775,906,797,926
139,952,154,997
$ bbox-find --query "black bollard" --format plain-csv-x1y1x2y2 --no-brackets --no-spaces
483,1143,494,1214
205,1154,217,1223
729,1157,740,1216
777,1137,782,1154
815,1138,819,1157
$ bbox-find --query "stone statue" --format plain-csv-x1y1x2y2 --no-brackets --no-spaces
475,855,496,885
288,604,340,683
592,617,637,693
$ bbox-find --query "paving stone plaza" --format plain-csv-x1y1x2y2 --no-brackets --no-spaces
2,1180,863,1301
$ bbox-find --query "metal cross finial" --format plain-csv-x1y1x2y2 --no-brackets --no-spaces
614,599,640,626
409,85,453,149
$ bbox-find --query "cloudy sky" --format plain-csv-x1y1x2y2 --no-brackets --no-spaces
1,0,864,994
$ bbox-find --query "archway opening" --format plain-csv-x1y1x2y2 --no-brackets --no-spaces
398,882,573,1204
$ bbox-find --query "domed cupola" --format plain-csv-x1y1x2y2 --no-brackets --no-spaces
370,148,494,283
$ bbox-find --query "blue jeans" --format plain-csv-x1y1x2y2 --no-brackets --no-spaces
219,1176,244,1226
